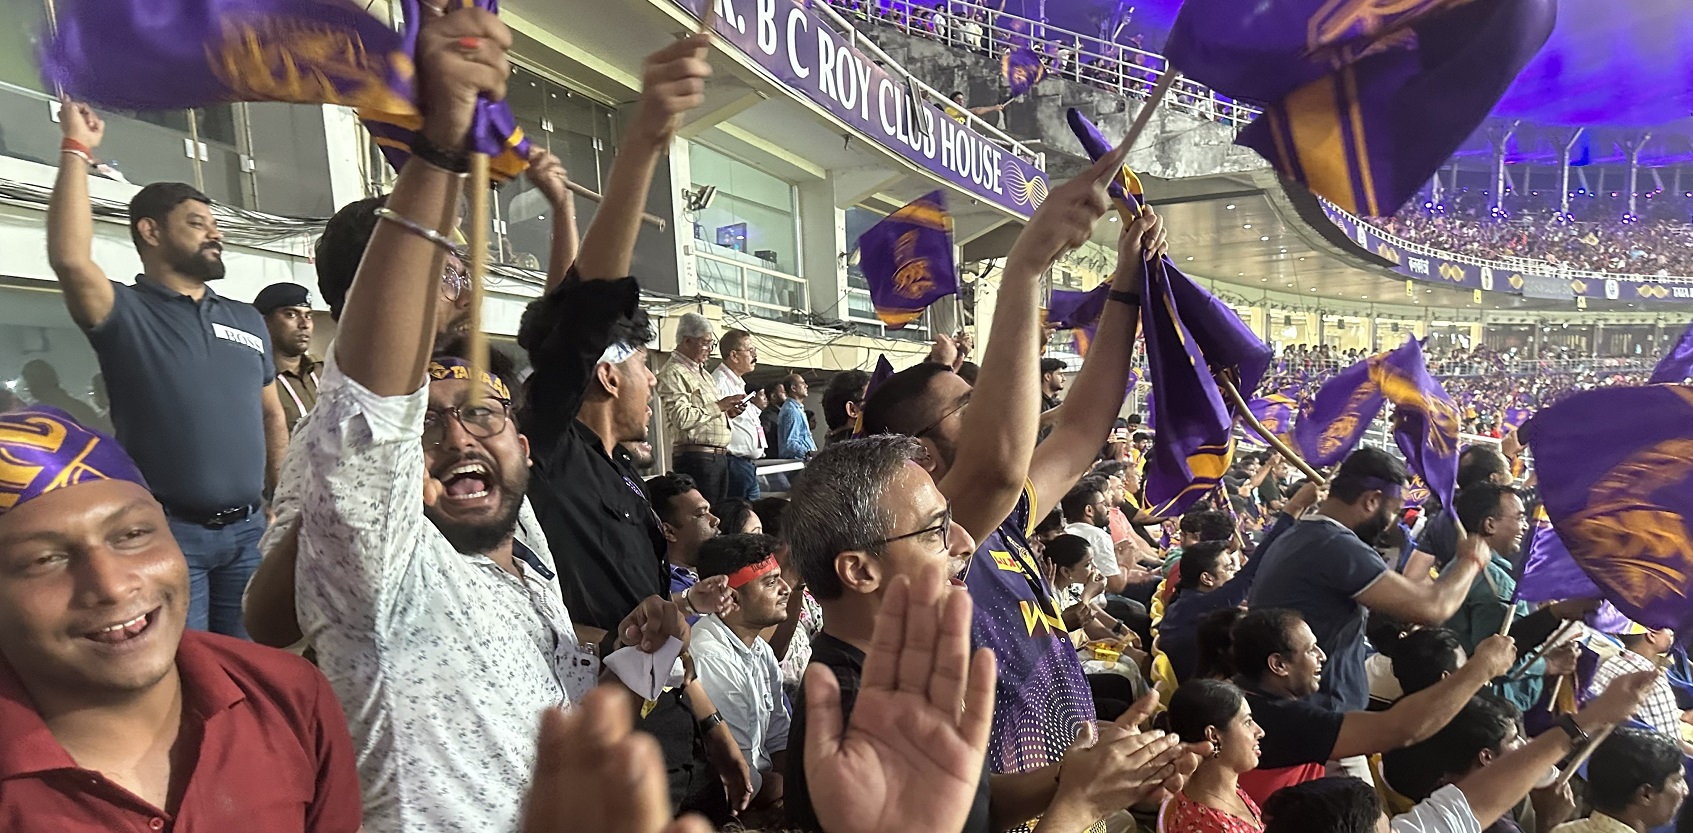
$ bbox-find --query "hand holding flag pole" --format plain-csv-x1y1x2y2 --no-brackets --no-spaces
1552,658,1672,790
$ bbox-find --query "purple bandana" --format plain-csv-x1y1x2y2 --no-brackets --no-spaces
0,407,148,517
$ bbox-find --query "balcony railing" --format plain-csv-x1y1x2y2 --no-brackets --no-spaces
694,249,810,323
824,0,1262,133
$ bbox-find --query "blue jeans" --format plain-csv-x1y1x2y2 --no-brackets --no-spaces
169,513,265,639
725,455,760,501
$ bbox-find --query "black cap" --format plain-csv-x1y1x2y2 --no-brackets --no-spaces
253,282,313,316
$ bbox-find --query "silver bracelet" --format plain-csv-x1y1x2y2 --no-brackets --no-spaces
373,207,459,254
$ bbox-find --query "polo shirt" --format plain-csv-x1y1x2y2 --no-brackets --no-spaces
0,631,361,832
1235,677,1344,807
785,633,992,833
1248,515,1389,712
690,615,790,794
83,276,275,514
971,484,1095,777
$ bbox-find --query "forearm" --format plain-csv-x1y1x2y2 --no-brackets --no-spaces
1457,728,1575,826
1380,661,1494,749
263,389,288,494
1426,560,1484,623
577,132,664,279
543,201,580,293
46,155,94,274
988,766,1061,832
334,160,463,395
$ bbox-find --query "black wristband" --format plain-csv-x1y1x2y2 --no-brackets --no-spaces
1553,713,1590,746
699,712,725,733
411,132,470,174
1109,289,1142,306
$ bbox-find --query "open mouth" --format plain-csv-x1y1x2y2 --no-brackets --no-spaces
440,461,496,504
84,608,159,646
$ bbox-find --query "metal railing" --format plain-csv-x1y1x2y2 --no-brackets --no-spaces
807,0,1045,167
1325,199,1693,286
693,250,811,322
823,0,1262,132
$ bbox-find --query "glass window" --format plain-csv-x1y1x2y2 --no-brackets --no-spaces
0,0,46,93
0,286,108,431
498,65,617,270
689,144,798,275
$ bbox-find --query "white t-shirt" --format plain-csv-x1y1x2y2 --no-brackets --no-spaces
1390,784,1481,833
1066,522,1120,577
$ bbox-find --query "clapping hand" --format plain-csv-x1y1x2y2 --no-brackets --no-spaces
804,564,996,833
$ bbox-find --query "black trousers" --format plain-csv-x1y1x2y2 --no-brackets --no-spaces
672,451,730,504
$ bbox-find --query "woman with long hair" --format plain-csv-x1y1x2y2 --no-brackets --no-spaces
1159,679,1266,833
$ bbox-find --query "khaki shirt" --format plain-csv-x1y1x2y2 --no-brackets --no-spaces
656,353,731,448
275,355,322,433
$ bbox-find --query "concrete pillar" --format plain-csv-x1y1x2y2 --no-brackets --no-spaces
1558,129,1584,214
1532,321,1543,360
321,105,373,208
797,178,847,321
1624,133,1652,216
1594,321,1605,358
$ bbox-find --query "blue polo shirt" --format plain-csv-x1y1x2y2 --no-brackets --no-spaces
82,276,274,514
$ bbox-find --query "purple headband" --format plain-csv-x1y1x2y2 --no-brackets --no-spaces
427,358,512,401
0,406,148,517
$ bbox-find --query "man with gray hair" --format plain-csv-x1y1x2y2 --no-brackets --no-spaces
657,311,746,503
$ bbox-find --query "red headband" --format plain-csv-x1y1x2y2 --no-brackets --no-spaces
726,556,781,590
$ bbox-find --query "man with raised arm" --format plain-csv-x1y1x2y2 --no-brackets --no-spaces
48,99,289,640
857,145,1171,784
265,10,691,832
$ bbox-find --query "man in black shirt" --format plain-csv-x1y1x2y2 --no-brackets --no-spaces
516,35,749,821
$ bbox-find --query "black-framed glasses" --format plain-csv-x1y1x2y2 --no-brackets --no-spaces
874,503,952,549
441,264,470,301
914,395,969,439
422,399,512,447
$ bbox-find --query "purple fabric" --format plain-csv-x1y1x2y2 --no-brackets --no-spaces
1247,392,1297,440
856,191,959,329
1165,0,1556,216
1002,47,1045,98
1520,384,1693,633
1378,338,1461,509
1292,354,1382,467
0,407,148,517
1649,320,1693,384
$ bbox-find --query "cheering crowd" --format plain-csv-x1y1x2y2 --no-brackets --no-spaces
3,7,1692,833
1381,195,1693,278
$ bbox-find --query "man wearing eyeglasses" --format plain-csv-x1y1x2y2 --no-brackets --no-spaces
856,145,1171,809
714,329,765,500
659,312,745,504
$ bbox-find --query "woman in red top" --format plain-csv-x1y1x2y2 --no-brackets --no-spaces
1158,679,1266,833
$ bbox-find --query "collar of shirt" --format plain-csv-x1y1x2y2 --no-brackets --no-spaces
694,614,760,659
1554,814,1634,833
0,632,244,779
671,351,706,376
279,355,323,380
134,274,219,303
715,364,744,388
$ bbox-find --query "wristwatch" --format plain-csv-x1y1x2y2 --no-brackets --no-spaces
698,711,725,733
1553,713,1590,747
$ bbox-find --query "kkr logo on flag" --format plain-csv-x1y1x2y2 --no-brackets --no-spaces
856,191,959,328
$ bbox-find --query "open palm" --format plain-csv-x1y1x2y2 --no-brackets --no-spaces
804,568,997,833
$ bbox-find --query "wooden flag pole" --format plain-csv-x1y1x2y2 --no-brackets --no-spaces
1217,374,1326,486
1123,69,1179,154
1506,619,1578,681
467,152,491,387
566,181,666,231
1552,653,1674,789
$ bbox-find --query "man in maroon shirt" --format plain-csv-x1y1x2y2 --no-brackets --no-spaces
0,406,360,832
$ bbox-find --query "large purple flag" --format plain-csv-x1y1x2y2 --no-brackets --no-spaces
1247,391,1298,441
1378,338,1461,510
1002,47,1046,98
1650,321,1693,384
856,191,958,329
1046,283,1109,356
1164,0,1556,217
1516,511,1601,603
1520,384,1693,634
43,0,533,183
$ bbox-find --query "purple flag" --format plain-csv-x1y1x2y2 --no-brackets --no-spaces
856,191,958,329
1067,109,1135,206
1650,320,1693,384
42,0,533,182
1516,512,1601,603
1378,338,1461,510
1520,384,1693,634
1002,47,1046,98
1046,283,1108,356
1247,392,1298,440
1292,356,1382,467
1503,405,1534,432
1164,0,1555,216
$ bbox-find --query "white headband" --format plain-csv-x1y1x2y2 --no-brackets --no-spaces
598,341,639,366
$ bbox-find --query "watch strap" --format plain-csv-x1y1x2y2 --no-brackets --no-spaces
1108,289,1142,306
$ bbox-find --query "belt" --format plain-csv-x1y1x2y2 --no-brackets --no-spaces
165,503,261,529
674,444,728,456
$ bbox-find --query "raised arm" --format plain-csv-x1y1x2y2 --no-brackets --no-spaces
335,8,507,394
940,142,1130,543
573,35,710,281
1331,633,1516,759
522,149,579,293
1455,670,1656,827
1028,209,1164,520
1355,533,1486,626
46,99,115,330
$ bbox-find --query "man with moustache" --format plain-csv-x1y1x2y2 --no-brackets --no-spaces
1249,447,1489,724
48,101,289,640
268,12,696,831
0,407,360,831
254,282,322,432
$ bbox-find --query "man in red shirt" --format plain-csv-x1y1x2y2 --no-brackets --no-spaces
0,406,360,832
